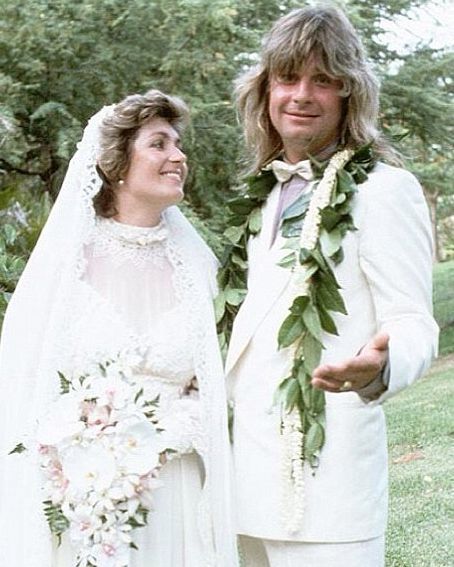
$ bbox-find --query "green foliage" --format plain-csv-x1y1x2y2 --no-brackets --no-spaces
218,147,374,467
0,0,297,223
0,0,452,247
0,0,452,323
381,48,454,146
0,189,51,327
8,442,27,455
0,223,26,325
379,44,454,260
433,259,454,355
43,500,69,545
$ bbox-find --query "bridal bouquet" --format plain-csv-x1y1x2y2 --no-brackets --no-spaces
19,348,198,567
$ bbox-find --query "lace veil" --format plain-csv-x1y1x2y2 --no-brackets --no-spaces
0,107,238,566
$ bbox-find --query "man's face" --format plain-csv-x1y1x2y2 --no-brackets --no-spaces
268,57,345,162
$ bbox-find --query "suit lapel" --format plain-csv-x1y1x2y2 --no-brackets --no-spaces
225,185,292,375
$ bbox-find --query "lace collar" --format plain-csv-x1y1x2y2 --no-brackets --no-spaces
95,216,169,248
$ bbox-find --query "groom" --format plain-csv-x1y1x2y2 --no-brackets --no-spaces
222,5,438,566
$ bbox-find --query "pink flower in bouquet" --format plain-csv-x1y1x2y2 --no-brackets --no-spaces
84,402,111,427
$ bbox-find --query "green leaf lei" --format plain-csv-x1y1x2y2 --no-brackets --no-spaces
217,145,375,468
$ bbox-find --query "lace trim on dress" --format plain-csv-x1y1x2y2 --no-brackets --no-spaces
91,217,169,270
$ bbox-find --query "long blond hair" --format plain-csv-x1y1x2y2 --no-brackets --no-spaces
236,5,399,173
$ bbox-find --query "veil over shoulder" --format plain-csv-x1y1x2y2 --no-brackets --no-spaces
0,107,238,566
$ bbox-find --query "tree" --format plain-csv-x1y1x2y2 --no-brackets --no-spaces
380,47,454,260
0,0,296,221
0,0,452,253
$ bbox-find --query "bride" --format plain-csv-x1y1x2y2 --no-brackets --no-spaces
0,90,239,566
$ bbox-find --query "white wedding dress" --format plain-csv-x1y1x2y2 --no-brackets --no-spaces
52,217,209,566
0,105,238,567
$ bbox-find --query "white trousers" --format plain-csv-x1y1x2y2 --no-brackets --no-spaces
239,534,385,567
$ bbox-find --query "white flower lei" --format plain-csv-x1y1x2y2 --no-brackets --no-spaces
281,148,354,532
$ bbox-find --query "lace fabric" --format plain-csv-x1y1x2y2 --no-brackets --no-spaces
92,217,170,269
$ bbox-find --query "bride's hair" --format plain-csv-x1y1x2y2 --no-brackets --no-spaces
94,89,189,217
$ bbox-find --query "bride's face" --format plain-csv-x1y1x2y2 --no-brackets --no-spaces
119,117,188,210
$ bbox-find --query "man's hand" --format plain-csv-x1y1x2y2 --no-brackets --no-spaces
311,332,390,393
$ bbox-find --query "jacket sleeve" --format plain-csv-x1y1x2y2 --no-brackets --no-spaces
356,164,439,404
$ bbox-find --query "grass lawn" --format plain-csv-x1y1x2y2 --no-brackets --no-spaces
385,355,454,566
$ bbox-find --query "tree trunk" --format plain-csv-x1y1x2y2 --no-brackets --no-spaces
424,190,440,262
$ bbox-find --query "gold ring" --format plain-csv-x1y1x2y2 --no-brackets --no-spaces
339,380,352,392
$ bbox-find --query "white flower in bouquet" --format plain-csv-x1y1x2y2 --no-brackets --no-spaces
40,445,69,505
89,530,131,567
156,397,200,455
89,373,135,411
10,348,200,566
64,502,103,543
62,444,117,493
112,418,161,476
37,393,85,446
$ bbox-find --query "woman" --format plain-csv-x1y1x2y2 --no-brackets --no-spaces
0,90,239,566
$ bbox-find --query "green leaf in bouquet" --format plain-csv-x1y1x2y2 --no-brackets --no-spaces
43,500,69,545
58,370,70,394
144,394,160,407
134,387,144,404
8,442,27,455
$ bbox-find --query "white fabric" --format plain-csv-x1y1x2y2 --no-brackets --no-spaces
226,163,438,542
0,107,239,566
239,535,385,567
264,159,314,183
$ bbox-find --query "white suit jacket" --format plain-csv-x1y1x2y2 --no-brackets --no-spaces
225,162,438,542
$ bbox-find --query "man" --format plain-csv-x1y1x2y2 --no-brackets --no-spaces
222,5,438,566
